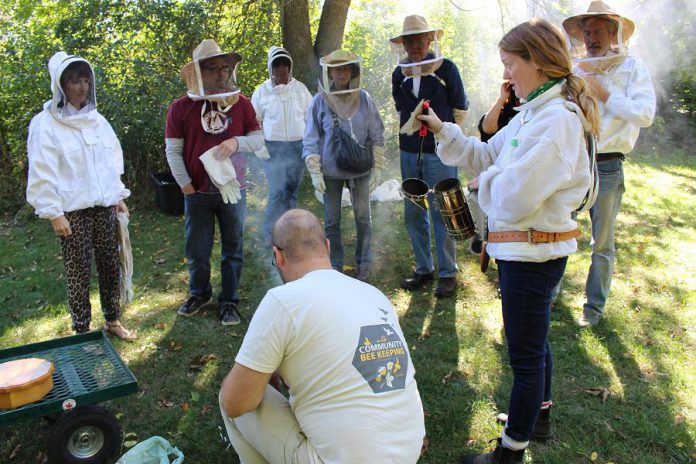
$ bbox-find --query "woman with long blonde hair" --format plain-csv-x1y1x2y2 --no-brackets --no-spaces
419,18,598,463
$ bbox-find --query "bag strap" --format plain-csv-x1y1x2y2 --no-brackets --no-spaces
562,101,599,213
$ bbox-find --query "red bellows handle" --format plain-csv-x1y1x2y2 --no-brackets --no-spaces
419,101,430,137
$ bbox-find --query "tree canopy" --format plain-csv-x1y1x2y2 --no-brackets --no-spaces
1,0,693,214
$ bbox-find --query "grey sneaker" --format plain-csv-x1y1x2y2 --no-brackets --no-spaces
220,302,241,326
577,308,601,327
178,295,213,317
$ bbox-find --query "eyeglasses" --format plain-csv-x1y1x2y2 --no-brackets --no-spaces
271,245,284,267
202,65,233,75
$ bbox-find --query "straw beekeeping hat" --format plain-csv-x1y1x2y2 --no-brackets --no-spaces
563,1,635,43
180,39,242,98
390,15,444,44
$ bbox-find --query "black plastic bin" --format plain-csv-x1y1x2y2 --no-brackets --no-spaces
150,172,184,216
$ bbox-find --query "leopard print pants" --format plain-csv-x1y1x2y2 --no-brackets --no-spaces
60,206,121,333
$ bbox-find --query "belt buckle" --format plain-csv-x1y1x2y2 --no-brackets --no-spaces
528,229,550,244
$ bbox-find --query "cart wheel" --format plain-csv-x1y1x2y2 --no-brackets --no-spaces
46,405,121,464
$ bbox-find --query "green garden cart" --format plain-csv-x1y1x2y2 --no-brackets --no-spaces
0,331,137,463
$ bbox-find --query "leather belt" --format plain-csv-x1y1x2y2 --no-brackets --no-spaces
597,152,625,162
487,229,581,244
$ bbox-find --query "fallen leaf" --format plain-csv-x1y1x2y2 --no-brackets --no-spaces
201,404,213,415
154,257,166,265
124,432,137,440
191,391,201,402
582,386,611,404
182,401,190,412
169,340,183,351
124,440,138,448
590,451,598,461
418,329,431,341
675,442,683,448
154,322,167,330
159,398,174,408
136,390,146,399
442,371,456,384
9,445,20,459
115,412,124,420
420,435,430,457
189,353,218,370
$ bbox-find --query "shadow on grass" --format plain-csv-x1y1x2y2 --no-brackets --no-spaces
544,298,694,463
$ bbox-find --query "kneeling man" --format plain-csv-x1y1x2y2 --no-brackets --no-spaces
219,209,425,463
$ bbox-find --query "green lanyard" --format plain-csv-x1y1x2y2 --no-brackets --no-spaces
524,79,561,103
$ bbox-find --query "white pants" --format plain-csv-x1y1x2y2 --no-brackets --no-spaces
219,386,323,464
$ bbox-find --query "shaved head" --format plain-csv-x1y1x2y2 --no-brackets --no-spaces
272,209,328,261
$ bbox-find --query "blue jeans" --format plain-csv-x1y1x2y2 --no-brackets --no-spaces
400,151,458,278
262,140,305,243
184,191,246,304
498,257,567,442
584,159,625,316
323,175,372,273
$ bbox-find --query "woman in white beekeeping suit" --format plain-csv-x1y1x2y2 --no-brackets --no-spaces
26,52,136,340
303,50,385,282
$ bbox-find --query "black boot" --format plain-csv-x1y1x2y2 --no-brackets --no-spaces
496,406,553,441
532,407,552,441
461,438,525,464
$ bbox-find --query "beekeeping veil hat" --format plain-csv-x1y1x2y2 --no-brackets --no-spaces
318,49,363,119
563,1,635,74
180,39,242,105
267,46,293,84
180,40,243,133
47,52,97,116
390,15,444,77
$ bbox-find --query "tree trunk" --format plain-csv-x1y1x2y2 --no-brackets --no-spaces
314,0,350,58
282,0,318,90
282,0,351,92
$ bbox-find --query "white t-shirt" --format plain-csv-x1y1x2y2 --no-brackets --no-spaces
236,269,425,464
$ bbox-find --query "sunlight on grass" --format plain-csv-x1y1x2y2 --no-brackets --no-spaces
578,333,626,399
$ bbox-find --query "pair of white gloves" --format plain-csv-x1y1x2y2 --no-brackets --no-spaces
305,146,386,196
199,146,242,204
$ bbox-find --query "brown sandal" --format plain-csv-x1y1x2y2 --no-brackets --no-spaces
104,321,137,341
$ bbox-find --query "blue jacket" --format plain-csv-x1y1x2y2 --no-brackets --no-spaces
392,56,468,153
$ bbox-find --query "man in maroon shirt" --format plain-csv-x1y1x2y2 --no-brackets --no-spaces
165,40,263,326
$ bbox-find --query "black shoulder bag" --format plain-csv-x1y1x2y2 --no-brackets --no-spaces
330,110,374,174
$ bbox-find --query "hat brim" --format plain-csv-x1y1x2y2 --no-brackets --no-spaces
562,13,634,43
390,29,444,44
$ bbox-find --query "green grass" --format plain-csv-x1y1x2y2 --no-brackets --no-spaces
1,145,694,463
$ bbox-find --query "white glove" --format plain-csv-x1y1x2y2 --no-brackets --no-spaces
255,145,270,160
199,145,241,204
453,108,469,132
305,155,325,195
211,177,241,204
399,99,426,135
369,168,381,192
369,146,386,192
